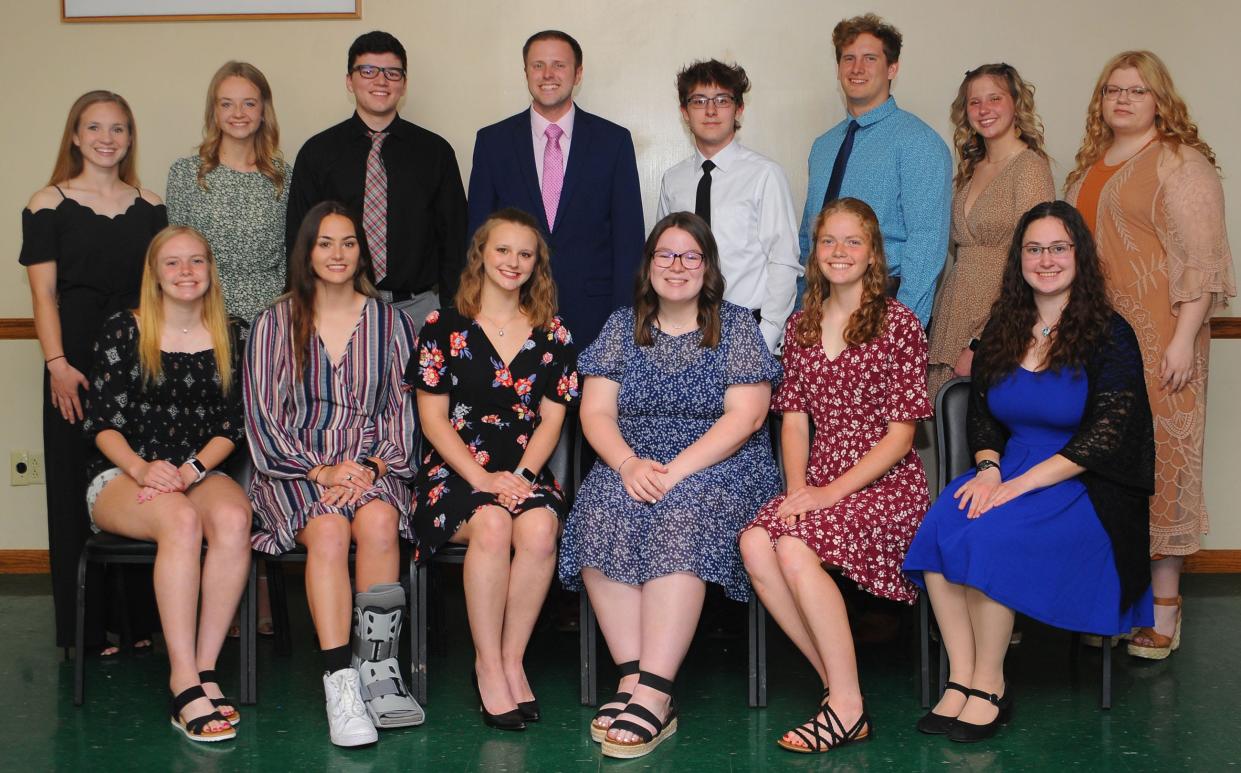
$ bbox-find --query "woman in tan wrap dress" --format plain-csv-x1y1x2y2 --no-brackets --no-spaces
1067,50,1235,660
928,64,1055,399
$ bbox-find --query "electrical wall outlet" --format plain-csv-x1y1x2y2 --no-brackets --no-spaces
10,451,45,486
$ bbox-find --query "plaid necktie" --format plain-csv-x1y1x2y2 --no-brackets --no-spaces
363,130,389,282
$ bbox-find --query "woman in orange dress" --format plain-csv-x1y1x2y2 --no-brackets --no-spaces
1066,50,1235,659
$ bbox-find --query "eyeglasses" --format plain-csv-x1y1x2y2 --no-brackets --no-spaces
1022,242,1074,258
1101,85,1149,102
351,64,407,81
685,95,736,110
652,250,705,269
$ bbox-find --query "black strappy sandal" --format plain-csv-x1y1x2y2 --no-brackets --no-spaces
777,700,871,753
199,669,240,726
916,680,969,734
590,659,639,742
169,685,236,743
600,671,679,759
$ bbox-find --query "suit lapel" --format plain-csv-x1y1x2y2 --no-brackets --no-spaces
555,109,592,233
511,109,548,232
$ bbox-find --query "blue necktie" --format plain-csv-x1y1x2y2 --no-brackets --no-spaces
823,120,860,207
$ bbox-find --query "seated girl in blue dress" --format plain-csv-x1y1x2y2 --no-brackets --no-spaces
903,200,1155,742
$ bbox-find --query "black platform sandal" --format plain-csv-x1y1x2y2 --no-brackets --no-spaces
169,685,236,742
600,671,678,759
590,659,639,742
777,700,871,753
948,686,1012,743
199,669,240,726
916,680,969,735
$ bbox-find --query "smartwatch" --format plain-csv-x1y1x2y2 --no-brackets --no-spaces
975,459,1000,475
514,466,538,485
359,457,381,480
184,456,207,484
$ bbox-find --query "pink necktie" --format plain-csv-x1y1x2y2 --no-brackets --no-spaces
363,130,389,281
542,124,564,230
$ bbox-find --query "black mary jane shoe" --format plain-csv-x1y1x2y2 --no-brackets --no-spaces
947,686,1013,743
472,672,526,731
517,698,541,722
916,680,969,735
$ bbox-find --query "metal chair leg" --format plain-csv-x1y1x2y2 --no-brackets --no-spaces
411,561,428,706
73,549,89,707
267,560,292,656
919,593,931,708
579,591,597,706
748,595,767,708
239,558,257,705
1101,635,1112,709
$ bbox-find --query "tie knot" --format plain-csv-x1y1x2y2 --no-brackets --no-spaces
846,120,860,134
701,160,716,174
545,124,564,141
368,130,388,145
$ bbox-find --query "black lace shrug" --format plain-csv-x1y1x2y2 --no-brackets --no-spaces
969,312,1155,610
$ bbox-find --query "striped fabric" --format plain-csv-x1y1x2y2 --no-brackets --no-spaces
244,296,418,554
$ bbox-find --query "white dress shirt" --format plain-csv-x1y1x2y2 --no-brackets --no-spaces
657,139,803,352
530,104,576,186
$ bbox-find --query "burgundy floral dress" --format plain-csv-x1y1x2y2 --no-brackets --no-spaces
742,299,932,602
406,308,579,555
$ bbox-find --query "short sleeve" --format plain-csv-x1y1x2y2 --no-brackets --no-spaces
881,302,933,422
771,315,807,413
722,303,781,386
165,157,197,227
405,308,452,393
576,307,632,382
82,312,139,444
1160,148,1236,311
19,208,58,266
210,316,250,445
541,316,580,405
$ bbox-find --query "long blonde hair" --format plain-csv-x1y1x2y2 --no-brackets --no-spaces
456,208,558,330
197,61,286,195
1066,50,1217,190
48,91,140,186
136,226,235,394
950,63,1049,189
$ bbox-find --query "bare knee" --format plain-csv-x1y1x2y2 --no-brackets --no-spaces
303,516,352,566
206,501,252,548
468,507,514,554
774,537,820,585
739,528,774,573
513,511,557,560
158,503,203,551
352,505,399,555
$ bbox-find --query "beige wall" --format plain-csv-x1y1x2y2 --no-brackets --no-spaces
1,0,1237,549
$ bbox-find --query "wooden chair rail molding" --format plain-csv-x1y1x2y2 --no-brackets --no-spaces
3,317,1241,339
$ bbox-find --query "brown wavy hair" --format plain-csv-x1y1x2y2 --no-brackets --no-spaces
284,201,378,378
135,226,235,394
795,198,890,348
1066,50,1217,191
972,201,1113,386
832,13,902,63
48,91,140,186
950,63,1049,189
196,61,286,195
455,208,557,330
633,212,726,349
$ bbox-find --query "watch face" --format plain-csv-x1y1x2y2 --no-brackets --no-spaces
518,468,537,484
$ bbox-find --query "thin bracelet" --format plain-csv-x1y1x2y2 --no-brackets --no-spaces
309,466,322,484
617,455,637,474
45,355,66,365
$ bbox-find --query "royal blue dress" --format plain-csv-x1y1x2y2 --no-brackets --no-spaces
558,303,782,601
903,367,1153,635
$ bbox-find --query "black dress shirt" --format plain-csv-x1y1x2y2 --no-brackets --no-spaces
287,113,468,300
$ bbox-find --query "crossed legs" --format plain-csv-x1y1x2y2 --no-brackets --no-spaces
923,571,1014,724
92,474,252,731
450,505,559,714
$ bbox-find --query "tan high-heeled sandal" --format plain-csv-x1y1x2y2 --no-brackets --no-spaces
1126,596,1181,660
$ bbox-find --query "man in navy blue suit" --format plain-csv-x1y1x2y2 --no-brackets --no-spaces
467,30,645,346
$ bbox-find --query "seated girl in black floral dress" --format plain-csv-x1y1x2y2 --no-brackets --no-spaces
408,208,578,731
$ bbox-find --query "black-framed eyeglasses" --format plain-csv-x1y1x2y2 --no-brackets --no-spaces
652,250,705,269
351,64,407,81
685,95,736,110
1022,242,1074,258
1101,85,1149,102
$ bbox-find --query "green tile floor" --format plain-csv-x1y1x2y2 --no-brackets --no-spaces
3,571,1240,771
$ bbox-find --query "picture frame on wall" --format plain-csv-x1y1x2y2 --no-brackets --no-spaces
61,0,360,23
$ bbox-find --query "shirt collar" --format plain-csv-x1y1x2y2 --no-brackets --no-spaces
350,111,407,138
695,138,741,172
530,103,576,142
849,96,898,128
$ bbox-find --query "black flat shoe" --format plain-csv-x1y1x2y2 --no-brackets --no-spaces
472,672,526,731
948,686,1012,743
518,698,540,722
916,680,969,735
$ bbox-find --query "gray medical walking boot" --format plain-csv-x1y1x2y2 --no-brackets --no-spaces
351,582,425,727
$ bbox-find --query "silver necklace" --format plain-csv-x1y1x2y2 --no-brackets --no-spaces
479,312,521,337
1037,315,1057,338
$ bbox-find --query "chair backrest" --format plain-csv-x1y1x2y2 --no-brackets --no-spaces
935,377,973,494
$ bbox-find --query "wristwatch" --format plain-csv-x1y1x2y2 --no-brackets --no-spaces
968,337,981,352
514,466,538,485
184,456,207,484
975,459,1000,475
359,457,381,480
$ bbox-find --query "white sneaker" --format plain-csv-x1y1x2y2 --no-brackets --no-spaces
323,668,379,747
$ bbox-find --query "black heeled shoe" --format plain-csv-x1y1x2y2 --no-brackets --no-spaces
948,686,1012,743
472,671,526,731
916,680,969,735
517,698,541,722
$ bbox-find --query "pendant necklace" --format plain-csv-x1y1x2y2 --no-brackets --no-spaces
479,312,520,337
